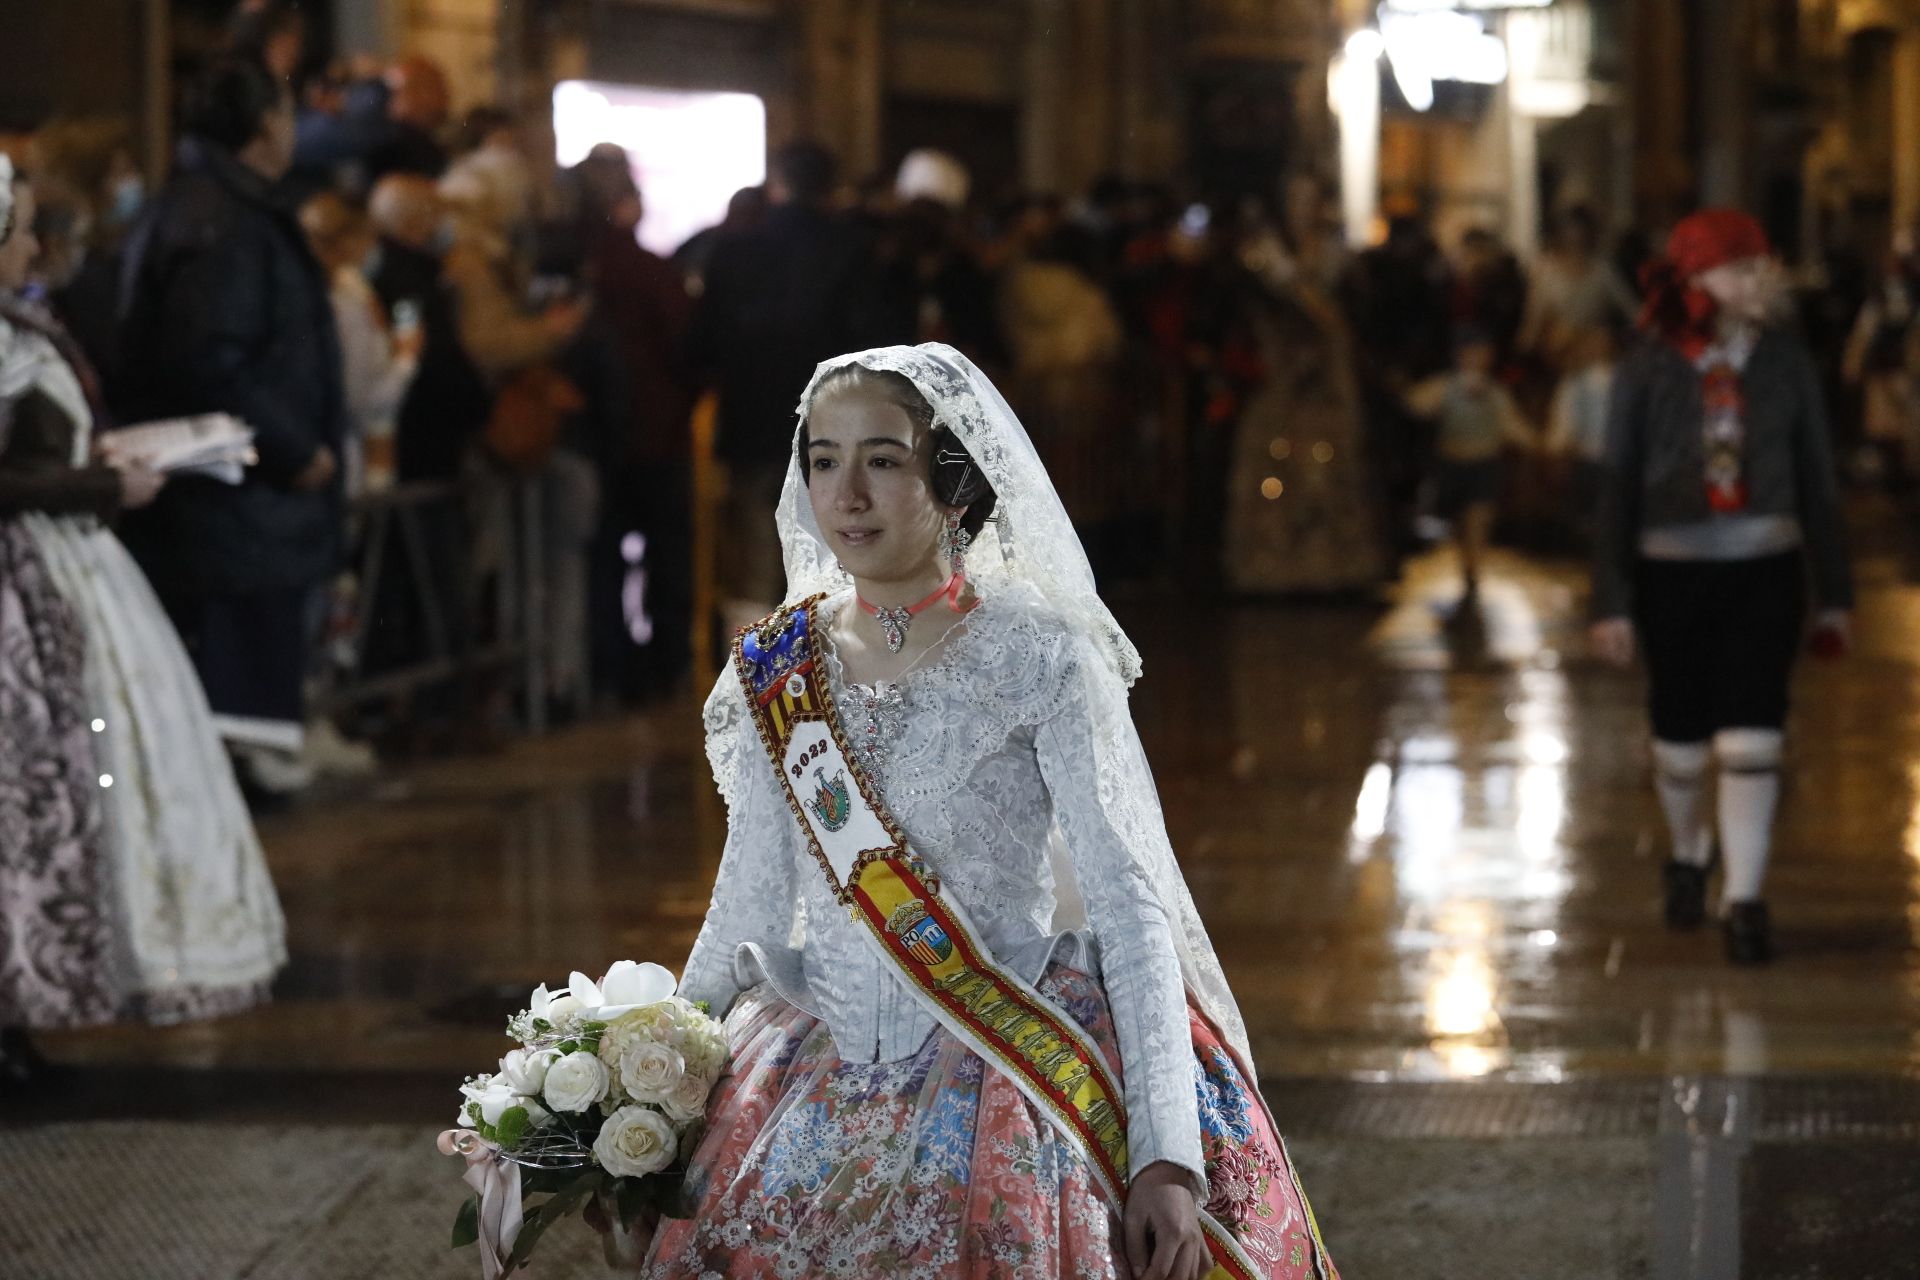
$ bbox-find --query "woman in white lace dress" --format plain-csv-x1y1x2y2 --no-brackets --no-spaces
0,163,285,1025
648,345,1334,1280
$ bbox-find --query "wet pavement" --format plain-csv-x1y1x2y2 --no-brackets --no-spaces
20,501,1920,1277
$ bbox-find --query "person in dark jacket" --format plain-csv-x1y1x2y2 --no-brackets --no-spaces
687,140,903,612
1590,209,1853,966
115,55,345,788
573,156,696,702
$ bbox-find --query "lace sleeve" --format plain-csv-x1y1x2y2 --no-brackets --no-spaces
677,666,800,1017
1033,631,1206,1192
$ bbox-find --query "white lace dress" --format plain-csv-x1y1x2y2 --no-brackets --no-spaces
648,586,1204,1278
0,308,285,1022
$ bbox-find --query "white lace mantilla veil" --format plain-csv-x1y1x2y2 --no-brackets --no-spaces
758,340,1255,1068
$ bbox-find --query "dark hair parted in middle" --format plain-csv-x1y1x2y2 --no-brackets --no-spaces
801,364,997,539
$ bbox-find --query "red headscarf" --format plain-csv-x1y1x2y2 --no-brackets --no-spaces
1639,209,1773,358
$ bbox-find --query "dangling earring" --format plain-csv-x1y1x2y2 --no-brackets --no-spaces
941,510,972,575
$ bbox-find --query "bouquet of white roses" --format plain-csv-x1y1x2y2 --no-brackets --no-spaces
439,961,729,1276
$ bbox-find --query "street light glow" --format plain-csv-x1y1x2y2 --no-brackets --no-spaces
1380,10,1510,113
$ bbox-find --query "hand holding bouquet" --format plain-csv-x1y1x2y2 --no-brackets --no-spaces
439,961,729,1276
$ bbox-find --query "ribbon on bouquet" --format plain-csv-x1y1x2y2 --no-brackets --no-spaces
438,1129,525,1280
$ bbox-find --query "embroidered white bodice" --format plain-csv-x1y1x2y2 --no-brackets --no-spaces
680,587,1204,1185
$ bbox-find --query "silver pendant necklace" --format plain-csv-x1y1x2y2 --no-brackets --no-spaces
855,571,965,654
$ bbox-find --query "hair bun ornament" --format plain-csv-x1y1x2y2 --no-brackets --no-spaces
0,153,15,248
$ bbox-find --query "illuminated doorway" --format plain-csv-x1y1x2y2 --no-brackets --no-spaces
551,80,767,256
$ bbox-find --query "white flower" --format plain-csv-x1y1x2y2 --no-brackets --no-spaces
528,981,585,1024
659,1071,711,1124
543,1051,610,1114
500,1047,557,1096
461,1077,521,1128
529,990,579,1028
678,1022,729,1082
593,1105,678,1178
618,1041,686,1104
569,961,677,1020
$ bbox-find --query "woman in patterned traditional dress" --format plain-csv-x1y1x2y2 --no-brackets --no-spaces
644,344,1335,1279
0,159,127,1087
0,160,286,1030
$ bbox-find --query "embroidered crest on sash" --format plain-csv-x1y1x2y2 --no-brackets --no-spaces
887,898,955,965
807,767,853,831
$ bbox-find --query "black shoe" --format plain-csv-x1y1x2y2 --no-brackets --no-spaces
0,1027,70,1098
1663,860,1710,930
1723,900,1773,965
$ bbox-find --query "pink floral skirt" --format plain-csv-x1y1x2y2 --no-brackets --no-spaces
643,963,1129,1279
644,963,1337,1280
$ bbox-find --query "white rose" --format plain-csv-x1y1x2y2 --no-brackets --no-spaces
544,1050,610,1114
593,1105,678,1178
500,1047,557,1096
659,1071,711,1124
618,1041,686,1104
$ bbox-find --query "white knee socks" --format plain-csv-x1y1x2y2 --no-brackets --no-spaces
1652,739,1713,867
1714,728,1784,907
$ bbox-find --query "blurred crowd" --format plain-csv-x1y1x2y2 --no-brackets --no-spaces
4,0,1911,806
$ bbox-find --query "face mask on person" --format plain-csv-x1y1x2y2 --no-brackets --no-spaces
108,174,145,226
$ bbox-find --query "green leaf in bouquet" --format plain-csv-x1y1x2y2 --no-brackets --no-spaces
494,1105,531,1150
532,1018,552,1034
693,1000,712,1015
452,1196,480,1250
506,1169,603,1271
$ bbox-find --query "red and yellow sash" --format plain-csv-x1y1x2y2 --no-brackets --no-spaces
735,599,1334,1280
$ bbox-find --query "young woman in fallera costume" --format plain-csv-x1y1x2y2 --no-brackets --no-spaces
648,344,1336,1279
1591,210,1853,965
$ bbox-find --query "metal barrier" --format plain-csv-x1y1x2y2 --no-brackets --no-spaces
318,476,549,733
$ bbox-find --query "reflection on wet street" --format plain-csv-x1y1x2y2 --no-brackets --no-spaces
42,517,1920,1090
